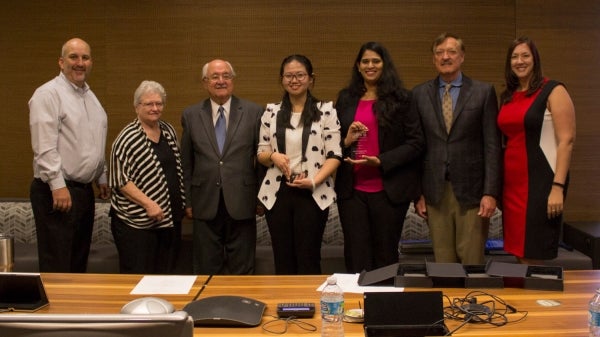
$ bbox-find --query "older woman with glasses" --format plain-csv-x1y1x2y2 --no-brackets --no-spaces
257,55,342,274
109,80,185,274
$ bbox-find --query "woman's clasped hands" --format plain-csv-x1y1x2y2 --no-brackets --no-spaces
271,152,313,190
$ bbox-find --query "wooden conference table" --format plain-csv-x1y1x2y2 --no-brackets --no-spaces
33,271,600,336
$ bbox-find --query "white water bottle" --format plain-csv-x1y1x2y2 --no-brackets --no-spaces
321,276,344,337
590,288,600,336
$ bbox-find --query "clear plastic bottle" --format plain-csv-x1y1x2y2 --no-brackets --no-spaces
321,276,344,337
590,288,600,336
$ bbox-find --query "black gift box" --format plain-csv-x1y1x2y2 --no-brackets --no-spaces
464,263,504,288
524,265,564,291
425,262,466,288
358,263,433,288
487,261,528,288
395,263,433,288
486,261,564,291
358,263,400,287
359,261,555,290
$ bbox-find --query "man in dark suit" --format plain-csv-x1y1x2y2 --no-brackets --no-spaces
412,33,502,264
181,59,263,274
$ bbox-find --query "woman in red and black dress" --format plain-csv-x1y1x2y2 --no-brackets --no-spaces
497,37,576,264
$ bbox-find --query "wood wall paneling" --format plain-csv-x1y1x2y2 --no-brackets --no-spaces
1,0,598,221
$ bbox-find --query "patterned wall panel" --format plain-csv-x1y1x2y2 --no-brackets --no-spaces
1,200,502,247
0,200,113,245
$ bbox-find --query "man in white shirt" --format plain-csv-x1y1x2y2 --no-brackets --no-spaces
29,37,109,273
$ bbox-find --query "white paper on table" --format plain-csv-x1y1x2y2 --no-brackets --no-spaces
130,275,198,295
316,273,404,294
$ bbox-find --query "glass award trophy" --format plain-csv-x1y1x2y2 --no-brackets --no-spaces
352,131,368,160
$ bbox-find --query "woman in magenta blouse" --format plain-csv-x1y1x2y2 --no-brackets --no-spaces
335,42,424,273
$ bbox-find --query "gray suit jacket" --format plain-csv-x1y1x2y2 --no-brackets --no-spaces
181,96,263,220
412,75,501,207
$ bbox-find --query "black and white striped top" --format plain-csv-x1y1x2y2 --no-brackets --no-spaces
109,118,185,229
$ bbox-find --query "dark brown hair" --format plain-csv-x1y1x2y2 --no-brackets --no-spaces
500,36,544,104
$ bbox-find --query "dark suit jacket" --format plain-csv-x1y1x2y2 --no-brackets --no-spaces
335,89,424,204
181,95,263,220
411,74,501,207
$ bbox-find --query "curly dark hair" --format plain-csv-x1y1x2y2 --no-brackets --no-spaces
500,36,544,104
277,54,321,129
342,41,410,128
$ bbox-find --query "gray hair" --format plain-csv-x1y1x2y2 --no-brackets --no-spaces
133,80,166,107
201,60,237,79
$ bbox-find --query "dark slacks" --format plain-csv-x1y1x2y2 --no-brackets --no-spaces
265,183,328,275
192,192,256,275
30,178,95,273
338,190,409,273
111,214,181,274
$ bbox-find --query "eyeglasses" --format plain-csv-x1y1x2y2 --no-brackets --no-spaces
139,102,164,108
282,72,308,82
206,73,234,82
434,49,459,57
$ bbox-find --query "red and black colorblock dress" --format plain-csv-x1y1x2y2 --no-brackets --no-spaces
497,79,567,260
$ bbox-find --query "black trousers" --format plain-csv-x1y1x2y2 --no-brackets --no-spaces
111,214,181,274
337,190,409,273
30,178,95,273
265,183,328,275
192,192,256,275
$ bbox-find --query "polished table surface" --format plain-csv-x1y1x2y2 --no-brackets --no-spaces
31,270,600,336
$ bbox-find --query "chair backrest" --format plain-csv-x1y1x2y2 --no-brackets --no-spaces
0,311,194,337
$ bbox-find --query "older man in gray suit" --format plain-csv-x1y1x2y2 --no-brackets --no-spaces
181,59,263,274
413,33,502,265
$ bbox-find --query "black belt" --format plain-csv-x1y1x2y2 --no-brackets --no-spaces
65,180,92,189
35,178,92,189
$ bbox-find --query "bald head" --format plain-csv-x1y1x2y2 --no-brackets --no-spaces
59,38,93,88
61,38,91,58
